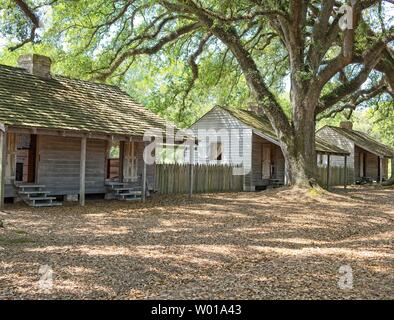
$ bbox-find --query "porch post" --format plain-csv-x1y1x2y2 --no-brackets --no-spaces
119,141,124,182
326,154,331,190
379,156,383,184
0,127,6,209
344,155,348,189
80,136,87,206
189,143,194,198
142,145,147,202
284,160,289,186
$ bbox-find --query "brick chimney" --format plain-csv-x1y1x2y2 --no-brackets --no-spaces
340,121,353,130
17,54,52,80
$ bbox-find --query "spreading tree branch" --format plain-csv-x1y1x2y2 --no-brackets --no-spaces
317,79,387,120
179,33,212,119
93,22,202,81
9,0,41,51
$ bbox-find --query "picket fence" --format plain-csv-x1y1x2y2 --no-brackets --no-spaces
155,164,244,194
316,165,353,187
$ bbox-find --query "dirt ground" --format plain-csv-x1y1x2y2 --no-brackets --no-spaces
0,186,393,300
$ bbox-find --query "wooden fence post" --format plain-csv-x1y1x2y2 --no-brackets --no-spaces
80,136,87,206
0,128,6,209
379,156,383,184
189,145,194,198
344,155,348,189
142,151,147,202
326,154,331,190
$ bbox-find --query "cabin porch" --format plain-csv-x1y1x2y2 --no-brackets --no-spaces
354,145,388,184
250,134,285,190
0,128,154,207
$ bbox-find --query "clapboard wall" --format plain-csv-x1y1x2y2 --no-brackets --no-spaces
190,107,253,190
354,145,389,181
37,136,106,195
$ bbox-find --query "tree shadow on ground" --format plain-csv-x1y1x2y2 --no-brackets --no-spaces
0,186,393,299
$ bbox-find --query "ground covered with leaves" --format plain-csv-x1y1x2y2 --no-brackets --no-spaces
0,186,393,299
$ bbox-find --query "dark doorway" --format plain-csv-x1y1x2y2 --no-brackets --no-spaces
27,135,37,183
15,134,37,183
16,163,23,182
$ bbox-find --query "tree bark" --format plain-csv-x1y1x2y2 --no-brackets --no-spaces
203,18,317,188
383,157,394,186
279,105,318,187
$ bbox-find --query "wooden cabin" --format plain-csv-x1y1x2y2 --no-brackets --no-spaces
190,106,350,191
317,122,393,184
0,54,172,207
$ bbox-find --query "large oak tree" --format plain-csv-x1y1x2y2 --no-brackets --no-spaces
2,0,394,186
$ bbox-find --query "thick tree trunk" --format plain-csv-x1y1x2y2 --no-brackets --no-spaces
277,69,319,188
280,107,317,188
204,17,318,188
383,157,394,186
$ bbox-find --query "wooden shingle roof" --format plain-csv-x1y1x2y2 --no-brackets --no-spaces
220,106,350,156
0,64,170,136
324,126,394,158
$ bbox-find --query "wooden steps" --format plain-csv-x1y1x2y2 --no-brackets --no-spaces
16,184,63,207
105,181,146,201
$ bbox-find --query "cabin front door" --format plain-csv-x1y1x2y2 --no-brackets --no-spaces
15,134,37,183
123,141,138,182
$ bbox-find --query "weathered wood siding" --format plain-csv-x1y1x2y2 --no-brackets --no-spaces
252,134,285,186
190,107,253,190
317,165,353,187
317,127,355,184
354,145,389,181
37,136,106,195
156,164,244,194
318,127,389,183
5,132,17,197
